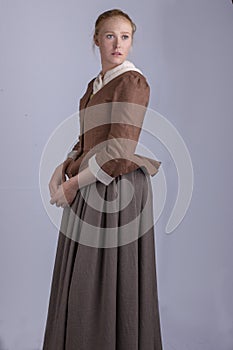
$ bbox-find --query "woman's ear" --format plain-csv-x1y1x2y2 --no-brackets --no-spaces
94,34,99,47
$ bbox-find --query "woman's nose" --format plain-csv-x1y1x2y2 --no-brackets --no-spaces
114,38,121,48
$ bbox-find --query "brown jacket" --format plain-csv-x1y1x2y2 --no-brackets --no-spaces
63,70,162,181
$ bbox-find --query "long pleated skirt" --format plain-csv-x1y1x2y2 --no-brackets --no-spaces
42,167,163,350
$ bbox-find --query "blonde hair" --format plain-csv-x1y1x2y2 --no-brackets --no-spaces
92,9,136,51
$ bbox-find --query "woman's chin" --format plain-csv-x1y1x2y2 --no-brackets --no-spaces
110,56,125,64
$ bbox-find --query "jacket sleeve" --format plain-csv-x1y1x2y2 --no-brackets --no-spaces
88,72,150,185
61,103,84,180
62,132,83,180
65,79,93,161
67,133,83,160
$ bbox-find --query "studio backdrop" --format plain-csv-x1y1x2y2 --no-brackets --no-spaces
0,1,232,349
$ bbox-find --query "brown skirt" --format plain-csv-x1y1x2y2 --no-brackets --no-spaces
42,167,163,350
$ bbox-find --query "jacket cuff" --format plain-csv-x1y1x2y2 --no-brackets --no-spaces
88,154,114,186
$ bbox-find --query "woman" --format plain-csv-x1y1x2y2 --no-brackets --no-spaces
42,9,163,350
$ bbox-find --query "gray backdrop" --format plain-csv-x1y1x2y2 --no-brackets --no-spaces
0,1,233,349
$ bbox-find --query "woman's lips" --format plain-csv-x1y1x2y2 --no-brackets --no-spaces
112,52,122,56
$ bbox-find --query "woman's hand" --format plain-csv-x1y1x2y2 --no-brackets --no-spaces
50,176,79,208
49,163,66,198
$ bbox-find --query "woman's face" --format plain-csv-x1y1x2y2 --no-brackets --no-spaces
95,16,133,75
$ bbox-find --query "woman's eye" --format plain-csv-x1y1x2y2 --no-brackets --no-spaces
105,34,129,40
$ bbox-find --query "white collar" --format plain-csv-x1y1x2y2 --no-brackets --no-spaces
92,60,143,95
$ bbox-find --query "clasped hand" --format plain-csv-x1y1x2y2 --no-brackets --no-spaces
49,163,79,208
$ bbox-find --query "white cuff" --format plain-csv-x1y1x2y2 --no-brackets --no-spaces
88,154,114,186
67,150,79,160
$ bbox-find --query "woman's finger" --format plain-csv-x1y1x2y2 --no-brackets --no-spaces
50,197,55,205
56,199,67,208
49,180,57,197
50,192,58,205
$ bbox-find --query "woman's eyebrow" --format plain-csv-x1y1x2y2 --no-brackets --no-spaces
103,31,131,34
